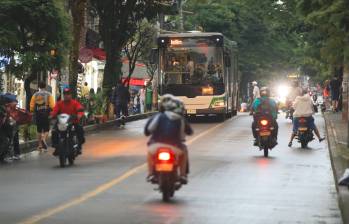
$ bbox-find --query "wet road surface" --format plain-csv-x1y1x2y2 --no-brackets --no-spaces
0,113,342,224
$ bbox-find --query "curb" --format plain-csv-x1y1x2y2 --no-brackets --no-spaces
20,112,156,154
323,114,349,224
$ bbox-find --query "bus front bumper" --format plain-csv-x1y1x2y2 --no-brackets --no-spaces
186,107,226,115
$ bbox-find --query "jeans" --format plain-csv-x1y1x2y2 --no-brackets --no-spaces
115,104,128,126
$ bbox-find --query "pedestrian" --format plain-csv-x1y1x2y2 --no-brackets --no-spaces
330,75,341,112
81,82,90,99
112,80,130,127
139,85,146,113
252,81,260,101
30,81,54,152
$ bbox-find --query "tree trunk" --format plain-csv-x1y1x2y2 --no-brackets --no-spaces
69,0,87,98
103,49,122,95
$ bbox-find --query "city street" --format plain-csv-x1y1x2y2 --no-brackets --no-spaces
0,113,342,224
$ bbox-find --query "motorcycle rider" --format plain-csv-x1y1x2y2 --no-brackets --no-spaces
288,89,325,147
144,94,193,184
251,87,278,146
286,81,302,118
50,88,85,155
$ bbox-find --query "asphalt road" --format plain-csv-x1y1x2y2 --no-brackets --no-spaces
0,113,342,224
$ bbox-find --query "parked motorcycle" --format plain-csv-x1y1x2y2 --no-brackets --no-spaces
0,116,17,162
150,145,182,202
55,114,79,167
297,117,314,148
255,116,277,157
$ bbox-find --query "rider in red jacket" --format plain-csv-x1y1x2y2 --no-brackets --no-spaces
51,88,85,154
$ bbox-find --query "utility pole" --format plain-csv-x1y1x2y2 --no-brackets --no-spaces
179,0,184,32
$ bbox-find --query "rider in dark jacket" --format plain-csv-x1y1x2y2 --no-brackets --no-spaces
145,94,193,184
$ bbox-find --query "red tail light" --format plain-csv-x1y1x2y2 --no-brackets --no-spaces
299,118,306,123
156,148,175,163
260,119,268,126
158,152,171,161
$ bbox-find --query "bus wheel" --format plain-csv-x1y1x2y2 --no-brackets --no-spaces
218,114,226,122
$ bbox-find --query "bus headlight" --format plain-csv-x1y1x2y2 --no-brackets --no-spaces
213,100,225,107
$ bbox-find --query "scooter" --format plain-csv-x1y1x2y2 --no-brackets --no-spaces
55,114,79,167
285,100,294,121
297,117,314,148
0,116,16,162
255,116,277,157
150,145,182,202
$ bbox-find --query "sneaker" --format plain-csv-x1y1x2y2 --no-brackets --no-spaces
179,176,188,185
288,142,292,147
12,155,20,160
41,140,48,150
146,175,157,183
53,149,59,157
319,137,325,142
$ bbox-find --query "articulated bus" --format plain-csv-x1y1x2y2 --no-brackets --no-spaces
156,32,239,119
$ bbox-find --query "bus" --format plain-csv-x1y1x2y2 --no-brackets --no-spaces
155,32,239,119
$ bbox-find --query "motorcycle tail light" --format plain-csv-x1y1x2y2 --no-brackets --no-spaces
260,119,268,126
156,148,175,163
158,152,171,161
299,118,306,123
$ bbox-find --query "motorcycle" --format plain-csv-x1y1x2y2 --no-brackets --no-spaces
0,116,17,162
285,100,294,120
255,116,277,157
150,145,182,202
55,114,79,167
297,117,314,148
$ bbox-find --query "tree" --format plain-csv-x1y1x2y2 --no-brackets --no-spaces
69,0,87,97
183,0,301,95
89,0,160,94
123,20,157,87
0,0,69,108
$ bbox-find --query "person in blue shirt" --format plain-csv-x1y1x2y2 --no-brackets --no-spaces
251,87,278,146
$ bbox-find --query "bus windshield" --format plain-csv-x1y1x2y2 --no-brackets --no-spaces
161,42,224,97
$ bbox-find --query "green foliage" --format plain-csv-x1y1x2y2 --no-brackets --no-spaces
90,0,162,92
0,0,70,79
296,0,349,80
183,0,302,86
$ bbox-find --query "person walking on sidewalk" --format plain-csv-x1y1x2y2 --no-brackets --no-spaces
330,75,341,112
112,80,130,127
30,81,54,152
139,85,146,113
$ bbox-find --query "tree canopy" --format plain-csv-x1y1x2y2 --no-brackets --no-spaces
0,0,70,80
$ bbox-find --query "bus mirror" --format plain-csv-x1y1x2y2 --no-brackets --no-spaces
150,48,158,65
224,55,231,67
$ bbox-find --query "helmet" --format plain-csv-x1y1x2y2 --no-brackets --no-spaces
252,81,258,86
159,94,176,112
260,87,270,97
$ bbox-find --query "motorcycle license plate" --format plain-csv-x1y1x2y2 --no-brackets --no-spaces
260,131,271,137
155,164,174,172
299,127,308,131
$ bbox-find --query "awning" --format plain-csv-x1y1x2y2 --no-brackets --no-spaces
91,48,106,60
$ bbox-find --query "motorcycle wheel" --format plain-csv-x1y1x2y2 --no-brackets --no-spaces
58,140,67,168
159,173,172,202
263,146,269,157
301,141,308,149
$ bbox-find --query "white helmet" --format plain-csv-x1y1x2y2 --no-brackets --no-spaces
252,81,258,86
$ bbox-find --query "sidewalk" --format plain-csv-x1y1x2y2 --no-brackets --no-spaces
19,111,156,154
324,112,349,224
